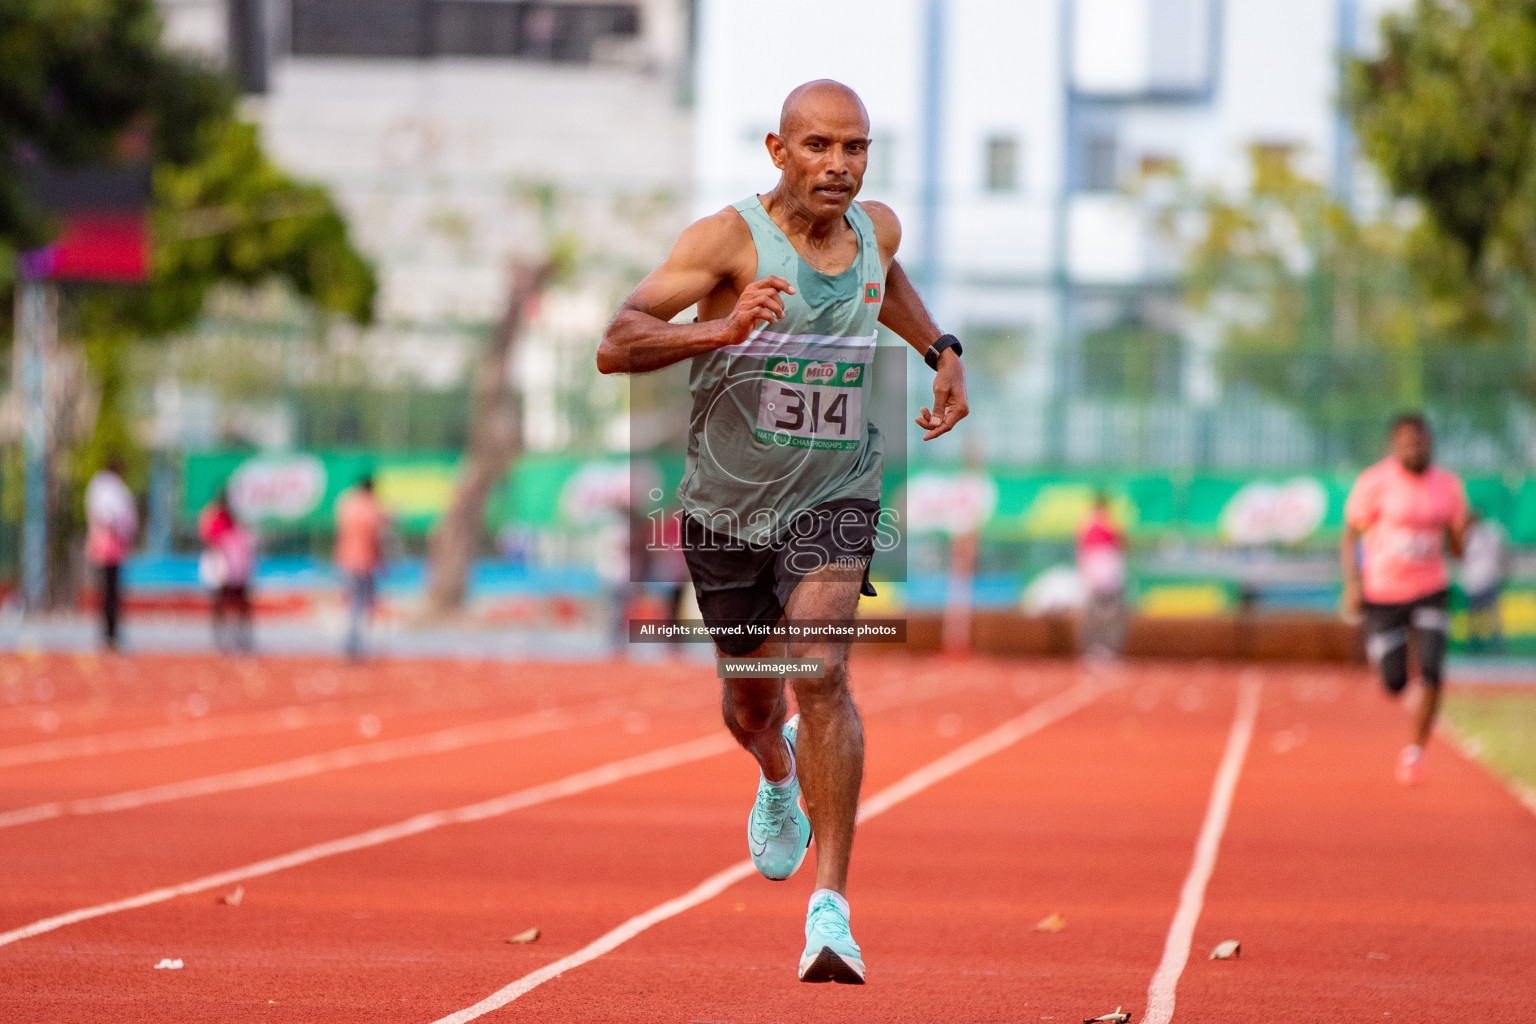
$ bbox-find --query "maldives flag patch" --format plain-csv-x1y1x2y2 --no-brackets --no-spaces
864,283,881,303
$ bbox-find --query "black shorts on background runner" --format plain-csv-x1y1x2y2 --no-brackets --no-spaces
1363,589,1449,693
682,497,879,657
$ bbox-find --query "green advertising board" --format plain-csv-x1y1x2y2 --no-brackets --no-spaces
185,450,1536,547
183,451,472,536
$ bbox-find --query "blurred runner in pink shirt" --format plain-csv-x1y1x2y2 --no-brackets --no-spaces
336,475,388,661
1076,492,1128,659
1342,413,1467,784
198,490,256,655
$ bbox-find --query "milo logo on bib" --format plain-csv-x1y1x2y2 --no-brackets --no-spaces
803,361,837,384
755,358,866,452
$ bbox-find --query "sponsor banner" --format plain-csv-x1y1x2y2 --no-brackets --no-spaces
1219,477,1330,545
184,450,1535,547
184,451,467,535
1185,474,1351,543
905,471,998,535
228,455,327,522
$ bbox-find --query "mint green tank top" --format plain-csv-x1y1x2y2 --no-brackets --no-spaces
678,196,885,546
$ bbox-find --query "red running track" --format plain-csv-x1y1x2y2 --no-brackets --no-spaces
0,654,1531,1022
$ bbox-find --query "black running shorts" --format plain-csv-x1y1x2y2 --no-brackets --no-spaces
681,497,880,657
1363,589,1450,692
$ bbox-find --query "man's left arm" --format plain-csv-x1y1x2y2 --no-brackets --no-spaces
1446,479,1470,558
861,202,969,441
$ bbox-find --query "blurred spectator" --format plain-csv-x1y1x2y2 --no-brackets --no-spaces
1076,492,1128,660
336,475,388,661
198,490,256,655
655,508,690,657
83,459,138,651
1461,509,1511,654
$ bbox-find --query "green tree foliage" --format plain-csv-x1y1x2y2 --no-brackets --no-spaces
2,1,374,327
1,0,375,570
1169,147,1532,435
0,0,161,248
1350,0,1536,333
112,111,377,334
1179,147,1424,357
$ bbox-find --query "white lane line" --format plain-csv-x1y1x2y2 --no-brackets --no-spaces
0,700,628,830
0,704,368,770
1438,721,1536,818
0,732,737,949
428,672,1115,1024
1142,671,1263,1024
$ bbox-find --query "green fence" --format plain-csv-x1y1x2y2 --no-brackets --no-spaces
181,449,1536,547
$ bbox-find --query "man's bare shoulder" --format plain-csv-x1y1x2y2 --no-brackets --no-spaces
671,207,755,268
857,200,901,253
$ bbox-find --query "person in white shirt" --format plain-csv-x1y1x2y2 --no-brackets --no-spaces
83,459,138,650
1461,509,1511,654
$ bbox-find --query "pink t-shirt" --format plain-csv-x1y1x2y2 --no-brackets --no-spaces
1077,511,1127,595
1344,458,1467,604
335,490,386,575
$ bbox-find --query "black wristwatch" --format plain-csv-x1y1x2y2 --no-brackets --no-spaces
924,333,963,370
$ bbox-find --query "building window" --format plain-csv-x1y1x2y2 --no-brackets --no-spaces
1083,134,1118,192
1072,0,1216,97
290,0,642,62
1138,153,1180,179
984,136,1019,193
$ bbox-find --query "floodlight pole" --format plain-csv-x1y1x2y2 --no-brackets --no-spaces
16,276,55,612
917,0,945,302
1332,0,1360,212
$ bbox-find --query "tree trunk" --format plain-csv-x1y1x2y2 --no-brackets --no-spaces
421,260,552,619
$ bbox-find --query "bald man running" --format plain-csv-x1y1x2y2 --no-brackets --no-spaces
598,80,968,984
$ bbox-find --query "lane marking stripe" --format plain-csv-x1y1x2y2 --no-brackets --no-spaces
0,732,737,948
1438,722,1536,818
428,672,1115,1024
0,668,984,947
1142,672,1263,1024
0,701,629,830
0,705,361,770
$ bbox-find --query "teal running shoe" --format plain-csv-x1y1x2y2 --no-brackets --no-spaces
747,713,812,881
798,890,865,984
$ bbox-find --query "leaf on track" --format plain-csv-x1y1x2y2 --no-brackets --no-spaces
1210,939,1241,959
1034,912,1066,933
506,927,541,944
219,886,244,906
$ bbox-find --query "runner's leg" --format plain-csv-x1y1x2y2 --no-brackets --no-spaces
783,564,864,896
721,665,792,782
1365,601,1410,696
1410,597,1449,748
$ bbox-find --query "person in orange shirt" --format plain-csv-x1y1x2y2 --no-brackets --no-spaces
1342,414,1468,785
335,475,388,661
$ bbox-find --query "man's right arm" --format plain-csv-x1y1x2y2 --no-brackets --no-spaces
1340,523,1364,622
597,211,793,375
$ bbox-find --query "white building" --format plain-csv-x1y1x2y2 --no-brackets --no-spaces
696,0,1408,466
156,0,696,451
